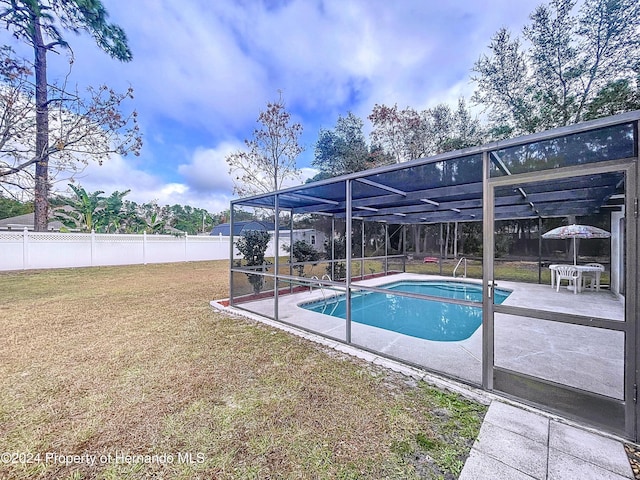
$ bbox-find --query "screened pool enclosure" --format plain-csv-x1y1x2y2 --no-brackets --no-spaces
227,111,640,440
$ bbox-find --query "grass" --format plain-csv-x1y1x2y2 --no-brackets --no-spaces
0,260,486,479
237,253,611,288
405,258,610,285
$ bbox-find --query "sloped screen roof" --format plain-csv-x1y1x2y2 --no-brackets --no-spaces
232,113,638,224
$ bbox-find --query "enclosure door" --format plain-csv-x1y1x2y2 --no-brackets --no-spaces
483,161,637,440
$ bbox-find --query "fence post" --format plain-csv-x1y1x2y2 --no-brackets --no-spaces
91,229,96,266
143,231,147,265
184,232,188,262
22,227,28,269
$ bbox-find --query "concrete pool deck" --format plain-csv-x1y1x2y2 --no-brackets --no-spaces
233,273,625,398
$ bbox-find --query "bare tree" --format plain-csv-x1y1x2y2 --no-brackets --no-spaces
0,48,35,194
368,99,483,163
0,0,133,230
368,104,425,163
0,48,141,209
227,94,303,197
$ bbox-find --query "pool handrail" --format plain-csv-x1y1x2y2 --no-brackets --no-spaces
310,274,341,306
309,275,327,304
453,257,467,278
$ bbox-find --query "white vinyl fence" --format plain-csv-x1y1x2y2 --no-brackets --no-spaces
0,229,289,271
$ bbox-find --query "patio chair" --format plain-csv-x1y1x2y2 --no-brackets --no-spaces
582,263,605,291
555,265,579,294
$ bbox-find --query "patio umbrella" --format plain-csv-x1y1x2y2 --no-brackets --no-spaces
542,224,611,265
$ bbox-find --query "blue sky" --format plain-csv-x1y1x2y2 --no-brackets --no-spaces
3,0,544,213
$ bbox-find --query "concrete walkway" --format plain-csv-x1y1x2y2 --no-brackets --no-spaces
460,401,634,480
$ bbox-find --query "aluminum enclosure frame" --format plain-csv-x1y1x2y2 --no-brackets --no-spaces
228,111,640,440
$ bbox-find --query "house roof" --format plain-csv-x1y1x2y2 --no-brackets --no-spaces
211,221,273,236
210,221,305,236
0,213,64,231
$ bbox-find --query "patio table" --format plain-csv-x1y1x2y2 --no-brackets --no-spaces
549,264,604,293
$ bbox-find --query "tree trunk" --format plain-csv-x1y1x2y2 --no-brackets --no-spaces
444,222,450,259
454,221,458,258
422,225,428,252
33,21,49,232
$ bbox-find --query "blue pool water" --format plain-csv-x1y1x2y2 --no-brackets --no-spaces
302,281,511,342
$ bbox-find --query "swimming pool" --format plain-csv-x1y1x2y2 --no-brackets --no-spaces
302,280,511,342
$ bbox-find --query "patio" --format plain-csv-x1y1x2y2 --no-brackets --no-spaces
236,272,625,399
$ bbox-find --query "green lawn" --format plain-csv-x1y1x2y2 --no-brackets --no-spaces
0,261,486,479
405,258,610,285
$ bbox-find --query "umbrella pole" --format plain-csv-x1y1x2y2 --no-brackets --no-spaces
538,217,542,284
573,237,577,265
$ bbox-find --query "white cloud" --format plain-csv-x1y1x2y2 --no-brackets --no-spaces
299,167,319,183
280,167,319,189
177,143,239,193
65,141,316,216
70,155,158,196
159,183,188,196
70,153,232,214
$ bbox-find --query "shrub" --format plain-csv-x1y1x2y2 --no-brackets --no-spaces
235,230,271,294
324,234,346,280
283,240,320,277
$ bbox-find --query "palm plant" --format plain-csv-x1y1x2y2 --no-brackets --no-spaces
138,202,167,234
52,184,106,232
94,190,131,232
143,211,166,234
